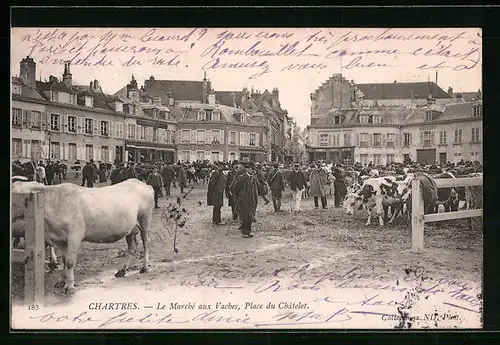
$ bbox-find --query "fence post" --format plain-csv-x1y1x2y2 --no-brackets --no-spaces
24,192,45,306
411,179,425,254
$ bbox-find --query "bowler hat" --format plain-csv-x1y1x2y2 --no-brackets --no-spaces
232,160,239,166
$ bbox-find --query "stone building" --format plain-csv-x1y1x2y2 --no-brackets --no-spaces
12,57,127,164
306,73,482,165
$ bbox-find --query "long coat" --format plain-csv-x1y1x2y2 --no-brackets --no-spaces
267,168,285,198
232,172,258,223
207,168,226,207
162,165,174,183
225,169,237,206
178,167,187,187
309,168,328,197
256,170,269,196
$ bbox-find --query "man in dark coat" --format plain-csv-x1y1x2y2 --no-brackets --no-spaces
333,166,347,207
147,167,163,208
81,161,95,187
178,164,187,193
125,162,137,180
207,162,226,225
256,165,270,204
162,162,174,197
45,161,54,185
232,161,258,238
110,165,123,185
225,160,241,221
288,163,307,213
267,163,285,212
98,162,107,183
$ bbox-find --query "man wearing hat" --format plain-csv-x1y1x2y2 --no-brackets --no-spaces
207,162,226,225
288,162,307,213
231,161,258,238
267,162,285,212
81,160,96,187
225,160,241,221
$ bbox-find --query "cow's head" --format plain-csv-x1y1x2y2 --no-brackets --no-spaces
344,192,364,215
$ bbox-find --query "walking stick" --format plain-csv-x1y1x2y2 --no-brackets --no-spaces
173,222,179,253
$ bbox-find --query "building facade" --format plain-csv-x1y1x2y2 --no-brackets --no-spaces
12,57,127,164
306,73,483,165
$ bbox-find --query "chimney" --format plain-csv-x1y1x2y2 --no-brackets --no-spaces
435,70,438,85
62,60,72,88
272,87,279,101
49,75,58,83
20,56,36,88
448,87,454,97
230,92,236,108
202,72,208,103
208,94,216,105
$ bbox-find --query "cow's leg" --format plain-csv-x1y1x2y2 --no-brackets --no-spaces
47,245,59,270
388,204,400,224
54,242,67,289
62,236,82,294
365,208,372,226
383,205,389,225
115,232,137,277
138,214,151,274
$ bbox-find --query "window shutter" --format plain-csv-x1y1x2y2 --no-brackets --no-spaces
240,132,245,146
115,122,120,138
22,110,28,127
108,122,113,138
382,133,386,147
409,133,413,146
420,131,424,146
76,117,81,134
396,134,401,147
256,132,260,146
356,134,360,146
96,145,101,161
189,129,194,144
41,112,48,130
221,130,225,144
369,134,373,147
431,131,435,145
245,133,250,146
136,125,140,140
93,119,98,135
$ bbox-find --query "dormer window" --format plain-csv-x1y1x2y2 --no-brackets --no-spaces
359,115,369,124
159,110,167,119
472,106,481,117
84,95,94,108
426,110,433,121
213,109,221,121
197,109,206,121
12,84,21,95
152,109,158,118
334,116,342,124
373,115,381,124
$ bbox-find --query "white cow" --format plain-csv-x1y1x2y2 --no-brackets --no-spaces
11,179,154,294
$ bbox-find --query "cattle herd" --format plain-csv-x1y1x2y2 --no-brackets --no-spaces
11,158,482,294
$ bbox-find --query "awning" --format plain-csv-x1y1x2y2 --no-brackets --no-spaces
126,144,175,151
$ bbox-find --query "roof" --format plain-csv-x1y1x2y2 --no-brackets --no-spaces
72,85,118,111
456,92,481,102
400,101,482,125
143,79,205,102
36,79,78,95
356,82,451,100
215,91,243,107
12,77,47,100
310,107,410,127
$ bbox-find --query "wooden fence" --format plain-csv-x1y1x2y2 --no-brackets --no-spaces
411,177,483,253
11,192,45,306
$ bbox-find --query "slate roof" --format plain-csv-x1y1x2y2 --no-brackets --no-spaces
310,107,410,127
215,91,243,107
400,101,482,125
12,77,47,100
356,82,451,100
143,79,206,102
72,85,119,112
36,79,78,95
456,92,481,102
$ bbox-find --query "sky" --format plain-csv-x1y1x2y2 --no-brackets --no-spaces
11,27,482,128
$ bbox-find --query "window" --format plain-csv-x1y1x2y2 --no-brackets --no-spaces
101,146,109,162
372,115,381,124
181,150,190,162
439,131,447,145
197,151,205,161
423,131,432,146
211,151,220,162
360,154,369,166
472,106,481,116
197,130,206,144
471,128,480,142
386,154,394,164
166,130,171,143
229,152,236,161
69,143,77,160
320,133,329,147
373,133,382,147
128,124,136,139
50,142,60,159
85,118,93,134
31,111,41,129
13,84,21,95
181,130,191,143
115,122,124,138
403,133,412,147
68,116,76,133
12,138,22,157
386,133,395,148
50,91,58,102
213,110,221,121
197,109,206,121
332,134,340,147
230,131,236,145
359,115,369,124
373,154,381,165
334,116,341,124
50,114,60,131
153,128,158,142
100,120,109,136
249,133,256,146
12,108,22,127
86,144,93,161
426,110,433,121
211,130,221,144
454,129,463,143
359,133,369,148
344,133,351,146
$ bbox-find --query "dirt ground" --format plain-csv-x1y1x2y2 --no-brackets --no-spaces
12,179,483,302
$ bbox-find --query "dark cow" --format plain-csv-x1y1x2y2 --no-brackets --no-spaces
433,171,466,212
405,173,439,217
